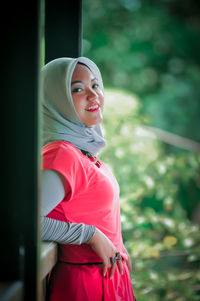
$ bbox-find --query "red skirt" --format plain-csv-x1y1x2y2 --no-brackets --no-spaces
47,260,135,301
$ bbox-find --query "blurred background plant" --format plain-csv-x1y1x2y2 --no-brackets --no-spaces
82,0,200,300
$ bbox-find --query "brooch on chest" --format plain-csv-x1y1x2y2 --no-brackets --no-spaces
81,150,102,168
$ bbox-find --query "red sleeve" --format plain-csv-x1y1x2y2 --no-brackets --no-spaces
42,141,81,202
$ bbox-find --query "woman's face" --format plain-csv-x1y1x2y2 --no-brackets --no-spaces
71,63,104,126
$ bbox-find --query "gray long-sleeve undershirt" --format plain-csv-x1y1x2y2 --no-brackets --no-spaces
41,169,96,244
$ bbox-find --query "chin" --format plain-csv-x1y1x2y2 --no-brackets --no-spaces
84,118,103,127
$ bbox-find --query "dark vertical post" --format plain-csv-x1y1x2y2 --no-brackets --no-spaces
45,0,82,63
0,1,42,300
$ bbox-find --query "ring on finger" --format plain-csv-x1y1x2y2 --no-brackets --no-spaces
115,252,122,261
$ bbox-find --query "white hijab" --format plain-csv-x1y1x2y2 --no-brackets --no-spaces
41,57,106,156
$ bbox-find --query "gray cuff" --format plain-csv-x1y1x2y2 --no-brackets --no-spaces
41,216,96,245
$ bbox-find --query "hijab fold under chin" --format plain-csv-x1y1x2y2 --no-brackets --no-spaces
41,57,106,156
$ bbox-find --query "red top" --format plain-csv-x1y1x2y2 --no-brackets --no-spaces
42,141,127,263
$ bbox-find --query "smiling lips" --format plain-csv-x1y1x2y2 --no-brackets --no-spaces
86,103,100,112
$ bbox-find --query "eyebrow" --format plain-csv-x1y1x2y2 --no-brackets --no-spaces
71,78,97,86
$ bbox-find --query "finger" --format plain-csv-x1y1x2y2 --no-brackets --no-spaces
117,259,124,275
102,257,111,277
126,259,132,273
125,255,132,273
109,262,116,279
102,263,108,277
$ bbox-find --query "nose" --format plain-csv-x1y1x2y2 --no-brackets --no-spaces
87,88,98,101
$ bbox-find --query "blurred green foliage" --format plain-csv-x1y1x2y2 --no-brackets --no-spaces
83,1,200,300
100,90,200,300
82,0,200,142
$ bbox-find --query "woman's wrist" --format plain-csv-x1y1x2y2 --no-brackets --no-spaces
87,227,99,245
86,225,97,244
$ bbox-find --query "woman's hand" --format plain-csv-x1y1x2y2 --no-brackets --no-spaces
88,228,123,278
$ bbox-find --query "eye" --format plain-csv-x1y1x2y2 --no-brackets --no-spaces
72,87,83,93
92,83,99,89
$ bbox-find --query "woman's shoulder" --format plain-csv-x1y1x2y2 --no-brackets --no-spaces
42,141,83,170
42,140,82,162
42,141,79,155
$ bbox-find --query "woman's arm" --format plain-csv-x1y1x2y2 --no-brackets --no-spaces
42,169,67,216
42,216,96,244
41,169,124,278
41,169,95,244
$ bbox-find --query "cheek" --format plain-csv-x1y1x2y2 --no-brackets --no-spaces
99,91,104,105
72,96,83,113
101,98,105,110
72,98,78,111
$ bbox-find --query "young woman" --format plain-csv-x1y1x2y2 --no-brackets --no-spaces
41,57,135,300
